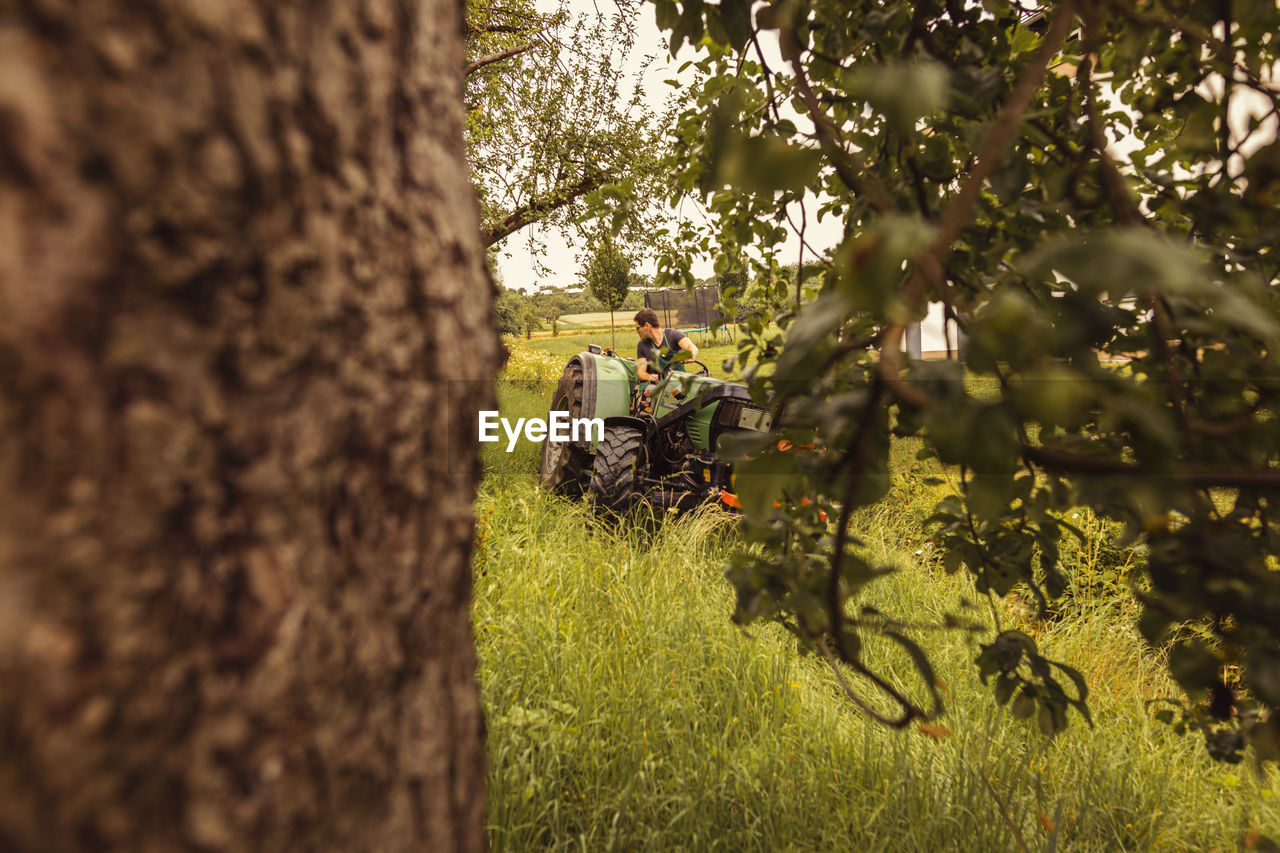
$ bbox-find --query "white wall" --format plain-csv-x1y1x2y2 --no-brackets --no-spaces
920,302,959,354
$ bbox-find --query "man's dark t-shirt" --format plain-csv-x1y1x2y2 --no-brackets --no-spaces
637,328,688,375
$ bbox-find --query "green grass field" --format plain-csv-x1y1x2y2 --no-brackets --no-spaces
521,331,742,377
476,343,1280,851
556,311,627,328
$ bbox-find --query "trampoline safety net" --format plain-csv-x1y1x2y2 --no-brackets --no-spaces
643,285,722,333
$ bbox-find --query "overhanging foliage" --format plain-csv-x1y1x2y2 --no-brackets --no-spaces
654,0,1280,765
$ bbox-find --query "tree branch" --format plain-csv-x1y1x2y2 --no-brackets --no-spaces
777,25,895,212
1078,14,1197,453
815,636,921,728
749,28,784,125
828,378,885,662
481,173,605,247
1078,41,1142,226
467,23,529,36
1020,444,1280,490
466,43,535,76
879,0,1078,406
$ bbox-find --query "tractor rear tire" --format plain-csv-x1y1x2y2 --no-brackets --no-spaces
539,362,590,496
588,424,648,518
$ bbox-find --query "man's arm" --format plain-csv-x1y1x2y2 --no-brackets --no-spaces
636,339,661,381
678,335,699,361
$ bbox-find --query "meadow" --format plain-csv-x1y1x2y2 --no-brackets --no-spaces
474,335,1280,851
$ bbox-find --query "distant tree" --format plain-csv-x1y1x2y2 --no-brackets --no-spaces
716,264,751,326
625,274,652,311
464,0,664,251
496,288,539,337
717,266,748,295
585,234,632,350
524,292,563,337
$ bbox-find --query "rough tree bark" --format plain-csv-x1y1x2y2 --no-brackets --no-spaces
0,1,494,850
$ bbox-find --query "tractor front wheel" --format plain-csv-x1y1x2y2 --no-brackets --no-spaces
540,362,590,496
588,425,648,517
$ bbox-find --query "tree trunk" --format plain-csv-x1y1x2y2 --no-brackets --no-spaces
0,1,494,850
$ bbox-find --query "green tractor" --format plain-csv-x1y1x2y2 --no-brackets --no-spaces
538,344,773,516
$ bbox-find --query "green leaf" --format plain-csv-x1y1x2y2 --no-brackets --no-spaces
1208,289,1280,341
717,430,775,461
1051,661,1093,725
834,216,935,317
1168,640,1220,692
715,132,824,196
1244,647,1280,707
654,0,680,32
1010,364,1094,427
1177,94,1218,154
886,630,944,711
843,62,950,135
994,673,1018,705
968,289,1054,371
718,0,752,50
733,451,804,517
1026,228,1206,299
1008,21,1039,55
775,291,851,381
1037,703,1054,734
965,473,1019,521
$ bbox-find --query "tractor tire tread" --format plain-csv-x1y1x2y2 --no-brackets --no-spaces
588,425,646,517
539,363,589,496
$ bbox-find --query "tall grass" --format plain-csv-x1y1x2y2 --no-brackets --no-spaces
474,349,1280,851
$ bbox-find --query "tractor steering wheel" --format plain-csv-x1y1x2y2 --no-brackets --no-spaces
685,360,711,377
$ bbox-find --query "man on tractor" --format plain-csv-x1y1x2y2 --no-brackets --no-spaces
538,320,767,516
633,308,699,416
633,308,698,382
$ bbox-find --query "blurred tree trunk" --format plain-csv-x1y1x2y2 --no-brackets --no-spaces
0,1,494,850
